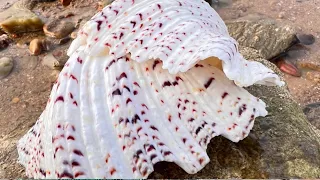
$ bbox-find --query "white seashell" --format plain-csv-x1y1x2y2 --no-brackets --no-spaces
68,0,283,87
17,0,283,179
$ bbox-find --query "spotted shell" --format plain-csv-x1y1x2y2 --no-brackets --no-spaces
17,0,283,179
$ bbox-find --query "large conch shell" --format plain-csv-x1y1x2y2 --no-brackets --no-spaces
17,0,284,179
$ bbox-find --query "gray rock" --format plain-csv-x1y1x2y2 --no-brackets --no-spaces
42,52,66,70
0,57,13,79
149,49,320,178
296,34,316,45
303,103,320,130
43,19,75,39
226,14,297,60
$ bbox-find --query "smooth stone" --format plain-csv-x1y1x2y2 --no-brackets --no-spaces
70,32,77,39
12,97,20,103
42,53,65,70
297,34,316,45
0,57,14,79
0,0,44,34
29,38,53,56
43,20,75,39
29,39,42,56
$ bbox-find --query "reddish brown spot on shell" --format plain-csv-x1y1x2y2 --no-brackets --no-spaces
69,93,73,99
96,21,103,31
74,171,85,178
116,72,127,81
126,98,132,105
55,96,64,103
199,158,204,165
72,161,80,167
182,138,187,143
73,149,84,156
142,168,148,177
60,171,73,179
204,77,215,89
150,125,158,131
137,127,143,133
222,92,229,99
239,104,247,117
67,136,75,140
70,74,79,84
110,168,117,175
150,154,157,161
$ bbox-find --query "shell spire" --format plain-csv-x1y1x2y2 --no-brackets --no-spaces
18,0,283,179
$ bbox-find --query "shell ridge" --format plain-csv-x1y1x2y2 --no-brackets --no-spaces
130,59,197,174
142,60,207,172
69,0,282,86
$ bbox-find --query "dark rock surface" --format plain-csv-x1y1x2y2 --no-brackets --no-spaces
226,14,297,60
303,103,320,130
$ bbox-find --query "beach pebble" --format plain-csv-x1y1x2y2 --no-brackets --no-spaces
29,39,42,55
297,34,316,45
42,53,66,70
43,19,75,39
29,38,53,55
0,34,11,50
12,97,20,103
0,57,13,79
60,0,72,6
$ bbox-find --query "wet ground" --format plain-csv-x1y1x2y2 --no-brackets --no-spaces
0,0,319,178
